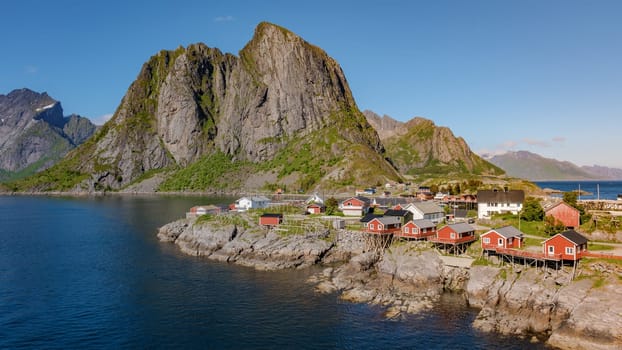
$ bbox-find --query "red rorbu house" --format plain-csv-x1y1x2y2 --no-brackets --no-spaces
259,213,283,227
543,229,588,261
481,225,524,251
433,223,476,244
545,201,580,229
366,216,402,235
396,219,436,240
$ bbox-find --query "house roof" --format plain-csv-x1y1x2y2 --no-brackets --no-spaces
371,216,402,226
409,202,443,214
447,223,475,234
237,196,271,203
544,201,580,214
477,190,524,203
384,209,409,217
488,225,523,239
343,196,371,205
410,219,435,229
559,230,588,245
260,213,283,218
360,213,382,223
307,203,325,208
373,197,412,207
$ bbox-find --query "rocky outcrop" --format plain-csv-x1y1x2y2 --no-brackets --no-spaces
158,215,622,349
158,216,334,270
465,265,622,349
0,89,97,181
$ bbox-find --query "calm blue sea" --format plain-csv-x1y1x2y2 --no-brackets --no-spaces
0,195,546,349
535,180,622,200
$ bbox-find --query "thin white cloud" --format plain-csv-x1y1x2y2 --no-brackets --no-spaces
91,113,113,125
522,138,550,148
214,15,234,22
25,65,38,74
552,136,566,143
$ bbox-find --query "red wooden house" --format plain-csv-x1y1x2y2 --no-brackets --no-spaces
366,216,401,235
259,213,283,227
340,196,371,216
481,225,524,251
545,201,580,229
543,230,588,261
306,203,325,215
433,223,476,244
396,219,436,239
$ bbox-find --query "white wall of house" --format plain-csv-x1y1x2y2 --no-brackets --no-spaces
477,202,523,219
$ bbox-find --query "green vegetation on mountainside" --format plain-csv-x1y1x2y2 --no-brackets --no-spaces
383,118,503,180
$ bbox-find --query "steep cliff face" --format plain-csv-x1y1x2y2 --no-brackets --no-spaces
0,89,97,181
17,22,398,192
377,116,503,177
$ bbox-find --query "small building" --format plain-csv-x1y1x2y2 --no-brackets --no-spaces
545,201,580,229
235,196,271,211
543,230,588,261
481,225,524,250
340,196,371,216
435,223,476,243
383,209,413,225
396,219,436,240
306,203,325,215
186,205,223,218
259,213,283,227
366,216,402,235
477,189,524,219
404,202,444,224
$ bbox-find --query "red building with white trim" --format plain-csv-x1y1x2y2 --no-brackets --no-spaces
433,223,476,244
542,230,588,261
366,216,401,235
481,225,524,250
396,219,436,240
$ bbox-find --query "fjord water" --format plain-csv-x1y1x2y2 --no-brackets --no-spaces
535,180,622,200
0,196,544,349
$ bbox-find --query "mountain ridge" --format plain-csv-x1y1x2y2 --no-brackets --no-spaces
0,89,97,181
486,150,622,180
363,110,504,179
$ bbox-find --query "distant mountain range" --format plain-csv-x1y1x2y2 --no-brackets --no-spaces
0,89,97,182
485,150,622,180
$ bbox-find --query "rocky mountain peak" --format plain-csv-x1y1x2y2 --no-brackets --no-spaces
0,89,97,181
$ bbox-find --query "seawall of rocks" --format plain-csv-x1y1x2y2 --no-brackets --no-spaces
158,216,622,350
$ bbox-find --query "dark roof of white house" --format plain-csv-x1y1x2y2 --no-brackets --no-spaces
384,209,410,217
477,190,524,203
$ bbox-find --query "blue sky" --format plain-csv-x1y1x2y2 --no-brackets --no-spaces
1,0,620,168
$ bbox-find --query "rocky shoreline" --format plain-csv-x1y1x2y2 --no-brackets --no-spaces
158,215,622,350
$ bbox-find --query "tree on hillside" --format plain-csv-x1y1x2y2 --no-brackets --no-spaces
562,191,591,224
521,197,544,221
325,197,339,216
563,191,578,207
544,215,566,236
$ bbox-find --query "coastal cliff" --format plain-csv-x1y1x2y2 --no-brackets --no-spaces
158,216,622,349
